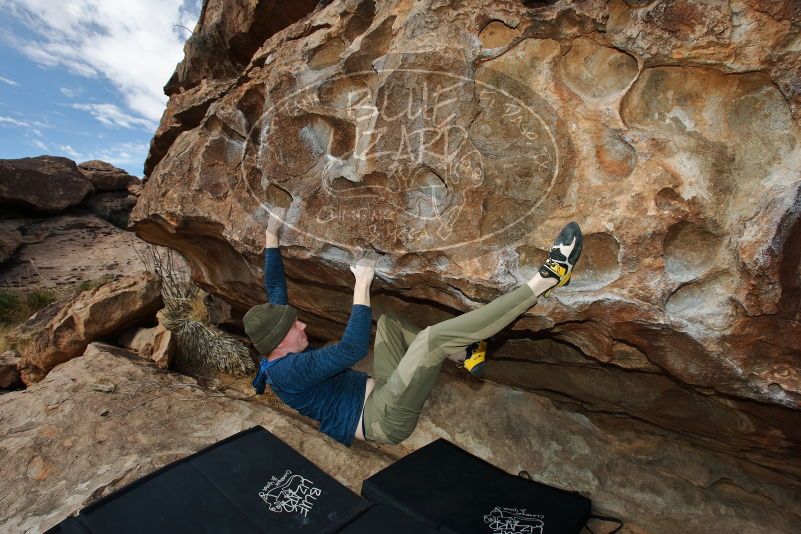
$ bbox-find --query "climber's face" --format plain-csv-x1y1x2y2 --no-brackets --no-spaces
277,319,308,354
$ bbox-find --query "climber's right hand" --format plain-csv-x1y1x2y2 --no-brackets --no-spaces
350,254,377,286
265,207,287,247
350,254,377,307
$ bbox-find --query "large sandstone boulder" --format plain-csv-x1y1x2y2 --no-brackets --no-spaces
0,342,798,533
78,160,139,192
15,271,162,384
131,0,801,482
0,156,93,213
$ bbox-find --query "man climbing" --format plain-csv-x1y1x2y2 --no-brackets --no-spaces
245,209,582,446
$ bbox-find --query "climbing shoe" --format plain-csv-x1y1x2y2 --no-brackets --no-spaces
460,340,487,377
539,221,583,298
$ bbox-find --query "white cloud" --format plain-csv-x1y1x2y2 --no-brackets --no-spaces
60,87,80,98
30,138,48,151
73,103,155,130
0,114,51,132
94,141,150,167
57,143,82,159
2,114,52,151
0,0,200,123
0,115,29,127
0,75,19,86
55,141,149,170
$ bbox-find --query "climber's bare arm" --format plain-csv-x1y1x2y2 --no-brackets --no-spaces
265,207,287,249
350,256,376,307
264,206,374,305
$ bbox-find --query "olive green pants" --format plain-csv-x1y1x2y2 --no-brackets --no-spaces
362,283,538,445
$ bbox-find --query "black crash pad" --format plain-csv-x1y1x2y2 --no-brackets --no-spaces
339,504,439,534
47,426,370,534
362,439,591,534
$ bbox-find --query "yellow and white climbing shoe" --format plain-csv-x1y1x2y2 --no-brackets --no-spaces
461,340,487,377
539,221,583,298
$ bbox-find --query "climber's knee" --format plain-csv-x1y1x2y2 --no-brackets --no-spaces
378,312,403,329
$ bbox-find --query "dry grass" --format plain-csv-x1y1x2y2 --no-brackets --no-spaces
0,276,116,326
132,241,193,311
165,312,256,376
0,276,116,353
0,287,60,352
0,286,59,353
188,289,210,324
74,275,115,294
0,324,12,353
0,286,59,326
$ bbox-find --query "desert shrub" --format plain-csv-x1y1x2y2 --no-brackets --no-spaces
0,286,59,353
74,275,114,295
160,307,255,376
0,291,19,325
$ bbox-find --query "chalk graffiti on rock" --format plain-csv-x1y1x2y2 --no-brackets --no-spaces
241,55,561,256
313,75,485,242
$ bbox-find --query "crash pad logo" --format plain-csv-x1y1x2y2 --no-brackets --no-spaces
258,469,322,517
484,506,544,534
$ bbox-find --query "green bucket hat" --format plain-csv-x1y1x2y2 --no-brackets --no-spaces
243,303,298,354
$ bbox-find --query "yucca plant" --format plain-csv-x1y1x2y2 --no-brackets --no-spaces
159,303,255,377
134,242,261,380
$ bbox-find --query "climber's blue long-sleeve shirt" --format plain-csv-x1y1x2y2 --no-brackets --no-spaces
252,247,370,446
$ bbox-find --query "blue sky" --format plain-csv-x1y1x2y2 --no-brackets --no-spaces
0,0,201,177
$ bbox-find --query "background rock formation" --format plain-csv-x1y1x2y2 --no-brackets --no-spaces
132,0,801,486
0,156,140,223
77,160,139,192
0,156,93,213
0,156,147,287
